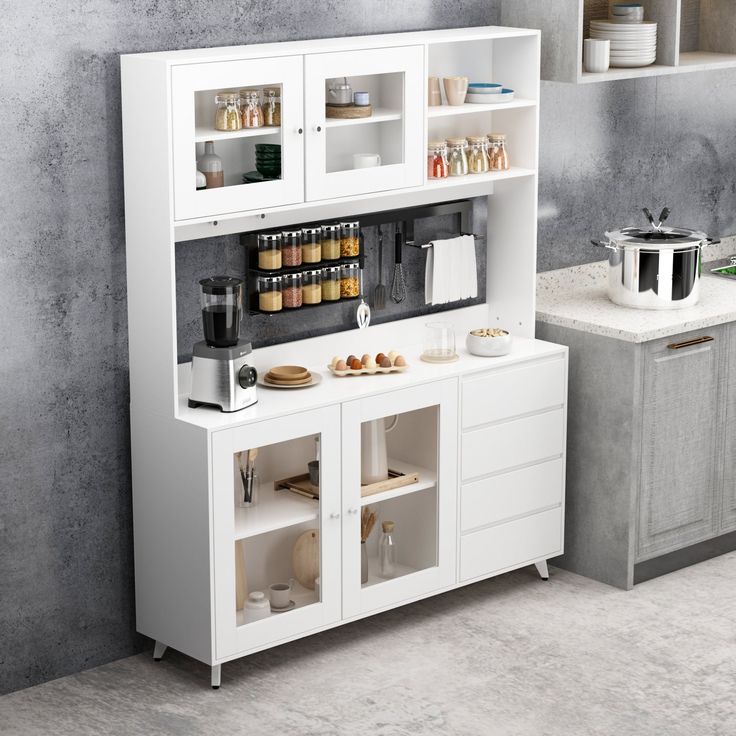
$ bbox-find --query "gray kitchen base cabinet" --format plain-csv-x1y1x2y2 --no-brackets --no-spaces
536,321,734,589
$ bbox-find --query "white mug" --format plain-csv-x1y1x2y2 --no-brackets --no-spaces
352,153,381,169
584,38,610,73
269,579,294,609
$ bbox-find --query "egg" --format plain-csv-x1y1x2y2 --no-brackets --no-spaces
394,355,407,367
330,355,340,368
361,353,371,366
380,356,392,368
350,358,363,370
364,356,377,368
376,352,386,365
346,354,357,366
388,350,399,364
335,360,348,371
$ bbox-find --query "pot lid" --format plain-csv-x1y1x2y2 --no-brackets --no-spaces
605,225,709,248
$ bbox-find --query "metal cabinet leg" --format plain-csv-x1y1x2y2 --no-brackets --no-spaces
534,559,549,580
153,641,167,661
211,664,222,689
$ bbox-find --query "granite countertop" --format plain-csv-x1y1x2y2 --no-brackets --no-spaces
536,244,736,343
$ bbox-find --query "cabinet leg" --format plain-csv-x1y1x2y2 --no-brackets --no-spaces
211,664,222,689
534,559,549,580
153,641,167,661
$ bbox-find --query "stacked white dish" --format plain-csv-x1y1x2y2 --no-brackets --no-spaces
590,20,657,68
609,3,644,23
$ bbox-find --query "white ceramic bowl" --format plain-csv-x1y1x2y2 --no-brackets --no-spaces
466,89,514,104
466,329,513,357
467,83,503,94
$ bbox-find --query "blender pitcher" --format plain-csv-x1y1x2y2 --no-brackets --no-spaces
199,276,243,348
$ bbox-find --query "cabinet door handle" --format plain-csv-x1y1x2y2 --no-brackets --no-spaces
315,125,322,133
347,507,359,515
329,512,341,519
667,335,714,350
297,127,303,134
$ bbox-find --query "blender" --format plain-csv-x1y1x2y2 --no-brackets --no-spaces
188,276,258,412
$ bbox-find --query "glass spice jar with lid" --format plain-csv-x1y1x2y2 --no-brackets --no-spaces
258,275,282,312
257,233,282,270
488,133,510,171
281,229,302,267
239,88,264,128
321,266,341,301
302,269,322,305
446,138,468,177
321,224,341,261
301,227,322,264
340,221,360,257
282,272,302,309
214,92,242,131
427,140,449,179
467,135,490,174
263,87,281,127
340,262,360,298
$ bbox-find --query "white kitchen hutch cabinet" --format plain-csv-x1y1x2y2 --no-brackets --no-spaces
122,26,568,688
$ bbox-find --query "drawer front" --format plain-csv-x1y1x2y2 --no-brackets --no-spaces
462,357,565,429
461,457,564,532
460,507,563,582
462,408,564,481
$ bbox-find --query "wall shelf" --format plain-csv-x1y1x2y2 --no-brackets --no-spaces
194,126,281,143
233,489,317,540
325,108,402,127
360,459,437,506
427,98,536,117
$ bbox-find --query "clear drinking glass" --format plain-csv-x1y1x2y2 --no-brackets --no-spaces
422,321,457,362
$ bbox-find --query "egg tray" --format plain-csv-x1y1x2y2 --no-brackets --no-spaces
327,364,409,377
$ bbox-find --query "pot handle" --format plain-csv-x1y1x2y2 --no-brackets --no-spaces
590,239,617,251
704,237,721,246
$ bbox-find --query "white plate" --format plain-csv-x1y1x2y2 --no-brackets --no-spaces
258,372,323,389
466,90,514,104
610,57,656,67
590,20,656,27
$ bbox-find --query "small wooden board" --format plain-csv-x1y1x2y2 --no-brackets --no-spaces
361,468,420,498
275,473,319,499
326,104,373,119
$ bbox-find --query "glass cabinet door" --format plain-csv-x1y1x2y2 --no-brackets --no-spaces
171,56,304,221
304,46,424,202
341,379,458,620
211,406,341,660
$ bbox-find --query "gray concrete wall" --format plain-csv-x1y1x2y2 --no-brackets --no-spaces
1,0,734,694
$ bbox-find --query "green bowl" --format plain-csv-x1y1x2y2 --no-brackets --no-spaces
254,143,281,153
255,163,281,177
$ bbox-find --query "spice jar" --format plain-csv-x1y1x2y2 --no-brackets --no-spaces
321,224,341,261
282,273,302,309
488,133,510,171
340,221,360,257
263,87,281,127
321,266,341,301
301,227,322,264
427,140,449,179
258,275,282,312
302,269,322,305
447,138,468,177
467,136,490,174
281,229,302,267
214,92,242,132
239,89,264,128
340,262,360,298
257,233,282,270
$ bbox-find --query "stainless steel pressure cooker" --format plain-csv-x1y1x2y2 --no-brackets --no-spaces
592,207,718,310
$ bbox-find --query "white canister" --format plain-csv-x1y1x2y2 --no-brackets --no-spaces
584,38,610,73
352,153,381,169
243,591,271,623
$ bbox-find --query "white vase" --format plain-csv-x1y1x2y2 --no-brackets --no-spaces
360,416,399,485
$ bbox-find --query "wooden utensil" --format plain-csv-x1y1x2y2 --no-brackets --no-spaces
292,529,320,590
235,540,248,610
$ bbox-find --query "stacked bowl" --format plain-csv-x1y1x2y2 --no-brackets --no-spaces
590,18,657,68
255,143,281,179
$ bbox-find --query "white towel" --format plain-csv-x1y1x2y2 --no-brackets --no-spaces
424,235,477,305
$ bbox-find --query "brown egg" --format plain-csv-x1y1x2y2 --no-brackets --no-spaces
394,355,407,367
376,352,386,364
346,354,357,365
361,353,371,366
350,358,363,370
335,360,348,371
380,356,392,368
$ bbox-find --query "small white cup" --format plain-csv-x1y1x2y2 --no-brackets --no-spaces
269,580,294,609
352,153,381,169
584,38,610,73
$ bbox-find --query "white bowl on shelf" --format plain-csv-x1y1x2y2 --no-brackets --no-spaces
467,83,503,94
466,329,513,357
466,89,514,104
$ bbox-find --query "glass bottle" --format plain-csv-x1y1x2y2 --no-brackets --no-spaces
427,140,449,179
239,88,264,128
379,521,397,578
467,135,490,174
197,141,224,188
263,87,281,126
488,133,510,171
214,92,242,131
446,138,468,177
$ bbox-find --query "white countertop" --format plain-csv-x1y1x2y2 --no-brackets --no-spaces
536,259,736,343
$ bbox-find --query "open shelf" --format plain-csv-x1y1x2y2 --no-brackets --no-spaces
361,459,436,506
325,108,402,128
677,51,736,70
194,126,281,143
426,166,535,188
234,488,318,540
236,586,318,625
427,98,536,117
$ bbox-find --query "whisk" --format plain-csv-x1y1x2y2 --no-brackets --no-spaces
391,227,406,303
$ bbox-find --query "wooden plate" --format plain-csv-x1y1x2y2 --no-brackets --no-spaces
265,373,312,386
257,373,323,390
268,365,310,380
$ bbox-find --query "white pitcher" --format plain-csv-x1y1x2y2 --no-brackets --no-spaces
361,416,399,485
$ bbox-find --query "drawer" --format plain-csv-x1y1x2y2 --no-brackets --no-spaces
460,507,563,582
460,457,564,532
462,408,564,481
462,357,565,429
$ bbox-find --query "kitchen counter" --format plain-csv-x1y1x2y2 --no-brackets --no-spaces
536,254,736,343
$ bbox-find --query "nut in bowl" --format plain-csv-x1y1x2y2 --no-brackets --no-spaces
466,328,513,357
